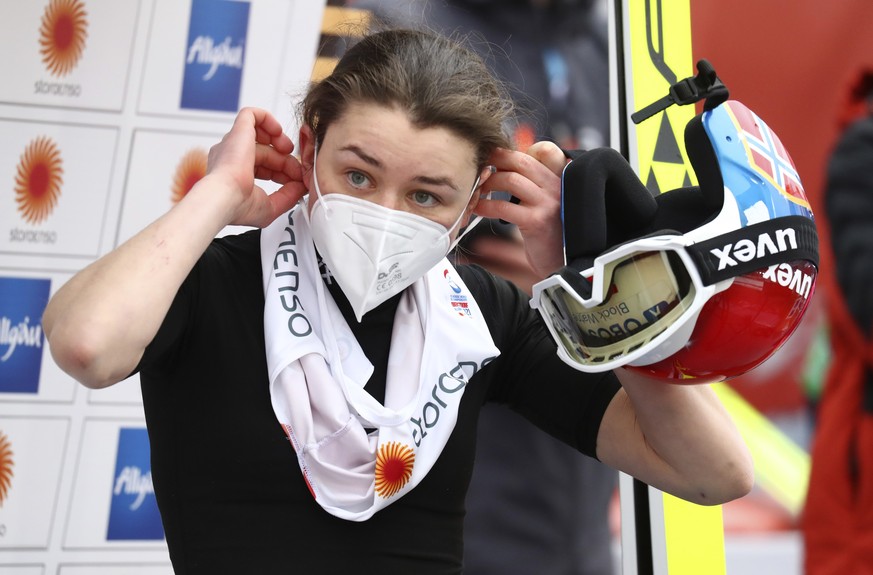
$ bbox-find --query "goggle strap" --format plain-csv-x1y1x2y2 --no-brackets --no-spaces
686,215,819,285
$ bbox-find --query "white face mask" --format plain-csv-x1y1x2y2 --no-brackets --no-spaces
305,146,482,322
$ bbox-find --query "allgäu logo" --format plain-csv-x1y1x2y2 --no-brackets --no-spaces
107,427,164,541
0,278,50,394
180,0,251,113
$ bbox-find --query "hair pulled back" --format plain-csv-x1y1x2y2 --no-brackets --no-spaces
301,27,514,168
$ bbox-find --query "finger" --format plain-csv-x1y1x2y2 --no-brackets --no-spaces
267,181,307,219
474,195,552,227
471,193,527,226
239,107,293,154
254,166,293,184
488,147,558,190
480,169,559,207
490,148,551,179
253,145,300,179
254,126,293,156
241,181,307,229
526,141,568,176
243,107,282,137
476,182,561,233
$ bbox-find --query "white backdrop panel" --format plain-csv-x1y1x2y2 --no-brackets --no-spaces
0,120,118,258
0,417,70,549
0,0,142,111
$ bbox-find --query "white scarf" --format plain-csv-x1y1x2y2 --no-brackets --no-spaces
260,205,500,521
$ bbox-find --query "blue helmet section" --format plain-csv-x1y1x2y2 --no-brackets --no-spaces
702,100,815,227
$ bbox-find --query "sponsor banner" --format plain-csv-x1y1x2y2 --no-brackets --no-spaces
0,272,76,403
0,0,141,111
64,420,165,548
107,428,163,540
0,566,43,575
180,0,251,112
0,119,117,258
0,277,50,394
0,0,332,569
116,129,263,246
137,0,304,118
115,129,220,246
59,565,171,575
0,417,70,548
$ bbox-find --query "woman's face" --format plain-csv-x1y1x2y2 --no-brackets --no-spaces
302,101,488,231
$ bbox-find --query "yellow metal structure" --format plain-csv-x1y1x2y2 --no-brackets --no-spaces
623,1,725,572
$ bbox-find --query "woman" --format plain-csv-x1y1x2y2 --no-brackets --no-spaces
43,28,752,573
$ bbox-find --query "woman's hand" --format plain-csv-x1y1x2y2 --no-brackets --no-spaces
43,108,307,389
474,141,567,278
206,107,307,229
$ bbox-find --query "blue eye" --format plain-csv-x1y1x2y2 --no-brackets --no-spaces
347,171,370,188
412,191,439,207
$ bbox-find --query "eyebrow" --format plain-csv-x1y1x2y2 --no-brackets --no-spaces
338,144,461,192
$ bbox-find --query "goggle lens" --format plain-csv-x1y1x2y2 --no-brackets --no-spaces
537,250,698,367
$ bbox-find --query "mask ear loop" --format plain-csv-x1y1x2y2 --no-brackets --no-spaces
448,171,491,251
310,143,332,218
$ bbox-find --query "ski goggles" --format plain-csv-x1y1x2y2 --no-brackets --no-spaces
530,234,715,372
530,215,819,373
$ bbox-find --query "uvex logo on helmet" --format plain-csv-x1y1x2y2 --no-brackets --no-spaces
709,226,798,271
762,262,814,299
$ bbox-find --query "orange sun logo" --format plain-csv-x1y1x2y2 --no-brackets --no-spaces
375,441,415,499
171,148,208,204
0,432,13,507
15,136,64,225
39,0,89,78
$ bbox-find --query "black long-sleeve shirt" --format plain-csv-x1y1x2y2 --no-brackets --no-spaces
137,229,620,574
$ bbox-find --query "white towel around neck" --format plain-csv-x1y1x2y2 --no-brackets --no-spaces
260,205,499,521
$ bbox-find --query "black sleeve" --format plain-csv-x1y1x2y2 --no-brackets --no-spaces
457,264,621,459
825,118,873,337
134,268,198,376
136,230,260,374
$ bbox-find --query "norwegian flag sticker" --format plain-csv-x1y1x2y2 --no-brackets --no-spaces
726,101,809,208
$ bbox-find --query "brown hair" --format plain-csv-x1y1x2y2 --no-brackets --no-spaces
301,27,515,169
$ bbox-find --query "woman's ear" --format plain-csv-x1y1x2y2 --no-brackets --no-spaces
298,125,316,189
462,165,494,224
477,164,495,189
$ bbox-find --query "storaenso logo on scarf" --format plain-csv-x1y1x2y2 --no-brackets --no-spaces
261,207,499,521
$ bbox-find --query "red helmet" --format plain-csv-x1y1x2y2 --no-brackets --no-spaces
530,64,818,383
